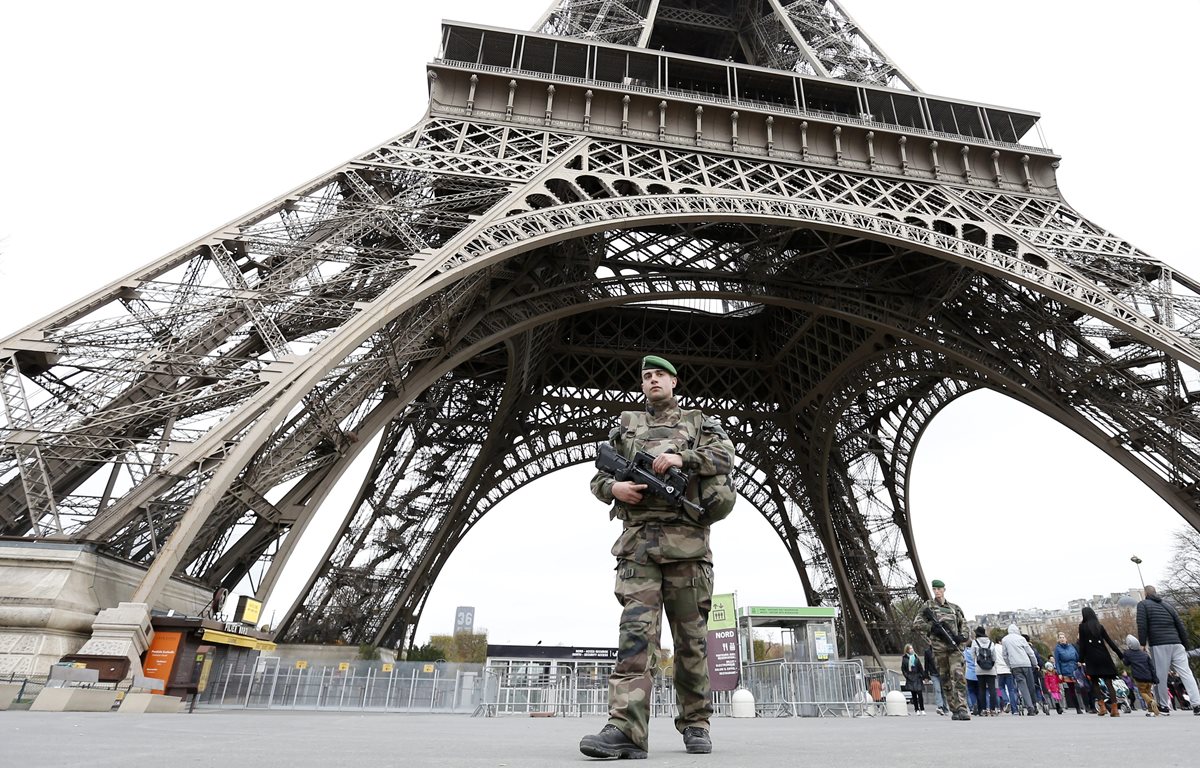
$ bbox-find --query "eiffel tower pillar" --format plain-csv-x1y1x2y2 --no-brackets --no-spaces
4,1,1200,669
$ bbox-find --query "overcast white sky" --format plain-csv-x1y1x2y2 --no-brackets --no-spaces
2,1,1197,650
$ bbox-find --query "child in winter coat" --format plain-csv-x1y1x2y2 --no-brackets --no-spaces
1042,662,1063,714
1122,634,1161,716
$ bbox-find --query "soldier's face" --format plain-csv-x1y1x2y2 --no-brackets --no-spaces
641,368,676,402
933,586,945,601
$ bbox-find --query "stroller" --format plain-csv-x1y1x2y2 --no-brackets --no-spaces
1095,678,1133,714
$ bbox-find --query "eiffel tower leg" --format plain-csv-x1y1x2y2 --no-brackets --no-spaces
112,129,592,612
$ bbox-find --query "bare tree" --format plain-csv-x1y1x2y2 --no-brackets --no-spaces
1042,611,1137,660
888,596,929,652
1160,527,1200,609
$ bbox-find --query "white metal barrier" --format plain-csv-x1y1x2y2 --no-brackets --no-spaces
475,658,866,718
197,660,481,712
741,659,872,717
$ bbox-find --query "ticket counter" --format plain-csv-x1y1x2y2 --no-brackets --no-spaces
144,616,275,700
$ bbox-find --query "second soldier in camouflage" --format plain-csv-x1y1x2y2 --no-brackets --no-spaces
915,578,971,720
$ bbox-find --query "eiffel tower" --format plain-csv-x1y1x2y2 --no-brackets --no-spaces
3,0,1199,663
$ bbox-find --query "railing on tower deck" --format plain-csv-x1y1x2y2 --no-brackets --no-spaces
432,59,1049,155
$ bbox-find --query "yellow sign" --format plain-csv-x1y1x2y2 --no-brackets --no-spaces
295,660,308,670
197,656,214,693
235,595,263,625
423,664,435,674
72,662,88,669
199,628,276,652
382,663,394,673
338,662,350,672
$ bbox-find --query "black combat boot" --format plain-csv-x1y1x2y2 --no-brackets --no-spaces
682,726,712,754
580,724,647,760
951,709,971,720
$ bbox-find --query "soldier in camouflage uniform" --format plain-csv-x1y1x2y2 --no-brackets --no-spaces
914,579,971,720
579,355,736,760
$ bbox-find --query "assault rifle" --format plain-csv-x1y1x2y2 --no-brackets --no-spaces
595,443,703,516
922,606,967,647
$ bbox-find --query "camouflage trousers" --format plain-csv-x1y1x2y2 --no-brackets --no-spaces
931,645,968,715
608,557,714,751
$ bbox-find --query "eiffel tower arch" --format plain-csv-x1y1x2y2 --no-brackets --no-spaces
3,1,1200,663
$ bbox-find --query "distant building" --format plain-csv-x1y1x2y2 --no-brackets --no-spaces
974,588,1142,640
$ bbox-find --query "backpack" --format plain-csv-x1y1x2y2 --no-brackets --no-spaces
619,409,736,524
684,411,737,523
975,639,996,671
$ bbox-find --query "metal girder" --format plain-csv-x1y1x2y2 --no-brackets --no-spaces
536,1,918,90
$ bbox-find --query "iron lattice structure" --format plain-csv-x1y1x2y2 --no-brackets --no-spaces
4,0,1200,658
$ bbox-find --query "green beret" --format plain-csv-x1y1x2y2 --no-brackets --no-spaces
931,579,945,589
641,355,677,376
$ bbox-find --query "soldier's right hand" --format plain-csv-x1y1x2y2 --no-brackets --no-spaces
613,481,647,504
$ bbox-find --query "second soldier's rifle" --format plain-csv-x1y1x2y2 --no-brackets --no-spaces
922,606,966,647
595,443,703,517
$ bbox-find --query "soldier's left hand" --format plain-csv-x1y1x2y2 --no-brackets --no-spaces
652,452,684,474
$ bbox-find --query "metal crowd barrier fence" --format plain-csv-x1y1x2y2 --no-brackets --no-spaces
2,672,50,706
196,659,483,712
474,659,865,718
476,661,727,718
741,659,873,717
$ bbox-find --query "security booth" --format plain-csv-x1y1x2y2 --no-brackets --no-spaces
737,606,869,717
738,606,839,663
143,612,276,704
481,644,617,716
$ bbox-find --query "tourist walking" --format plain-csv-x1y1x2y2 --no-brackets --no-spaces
1078,606,1124,717
1053,631,1084,713
924,645,947,714
1001,624,1039,715
970,627,999,715
1122,636,1161,716
901,643,927,715
964,643,979,715
1136,584,1200,715
1042,662,1063,714
993,628,1017,714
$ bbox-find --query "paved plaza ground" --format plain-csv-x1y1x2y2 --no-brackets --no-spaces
2,709,1196,767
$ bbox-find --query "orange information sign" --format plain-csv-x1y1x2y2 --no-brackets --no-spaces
143,630,184,692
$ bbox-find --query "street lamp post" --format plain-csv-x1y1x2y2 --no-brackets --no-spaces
1130,555,1145,591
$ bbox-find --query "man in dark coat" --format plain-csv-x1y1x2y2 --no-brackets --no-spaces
1136,585,1200,714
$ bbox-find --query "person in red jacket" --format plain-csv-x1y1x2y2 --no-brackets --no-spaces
1042,662,1063,714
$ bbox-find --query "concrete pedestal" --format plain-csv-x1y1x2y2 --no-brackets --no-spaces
30,687,120,712
0,682,22,710
119,692,184,713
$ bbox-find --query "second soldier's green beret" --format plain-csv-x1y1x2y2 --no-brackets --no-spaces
641,355,677,376
931,579,945,588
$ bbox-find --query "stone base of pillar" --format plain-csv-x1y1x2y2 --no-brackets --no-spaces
73,602,153,682
0,541,211,677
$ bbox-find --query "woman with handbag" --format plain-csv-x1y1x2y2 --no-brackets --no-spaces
1053,631,1085,713
901,643,926,715
1077,606,1125,717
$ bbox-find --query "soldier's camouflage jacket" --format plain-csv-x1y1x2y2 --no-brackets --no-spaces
590,397,735,564
915,597,968,651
